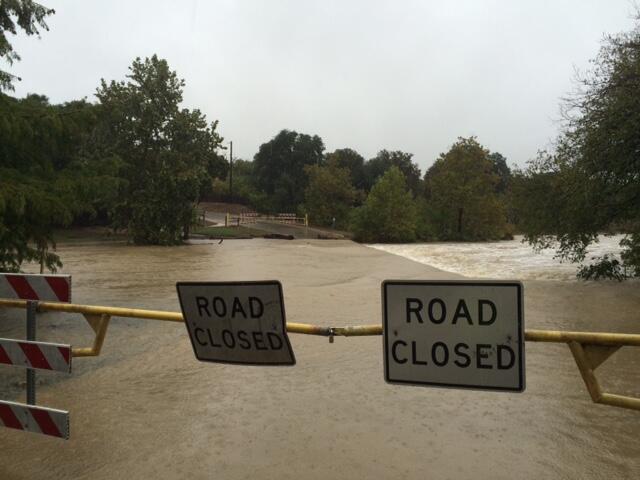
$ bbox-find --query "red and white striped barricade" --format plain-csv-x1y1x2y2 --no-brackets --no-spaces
0,338,72,374
0,400,69,440
0,337,72,439
0,338,72,439
0,273,73,438
0,273,71,303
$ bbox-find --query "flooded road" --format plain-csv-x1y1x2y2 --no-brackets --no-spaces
0,239,638,479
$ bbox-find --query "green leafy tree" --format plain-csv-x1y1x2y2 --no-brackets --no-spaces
207,159,262,206
0,170,69,272
424,137,507,241
351,167,418,242
325,148,367,191
513,19,640,278
0,0,54,91
488,152,511,194
0,93,120,271
253,129,324,212
364,150,422,195
303,160,357,228
96,55,225,244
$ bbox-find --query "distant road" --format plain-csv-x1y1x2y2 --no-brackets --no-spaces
203,211,227,226
201,207,344,239
204,211,320,238
253,221,318,239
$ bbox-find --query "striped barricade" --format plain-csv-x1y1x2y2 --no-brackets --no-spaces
0,338,72,374
0,273,73,439
0,338,72,439
0,273,71,303
0,400,69,440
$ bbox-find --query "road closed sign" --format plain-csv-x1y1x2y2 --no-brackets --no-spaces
382,280,524,392
176,281,295,366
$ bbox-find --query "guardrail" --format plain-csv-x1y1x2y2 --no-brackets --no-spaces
225,213,309,227
1,298,638,411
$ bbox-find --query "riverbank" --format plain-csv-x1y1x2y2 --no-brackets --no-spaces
0,239,638,479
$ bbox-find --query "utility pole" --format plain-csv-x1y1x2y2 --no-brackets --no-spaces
229,141,233,204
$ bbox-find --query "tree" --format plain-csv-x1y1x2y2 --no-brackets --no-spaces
514,19,640,278
303,161,357,228
351,167,419,242
206,159,261,206
96,55,225,244
0,93,120,272
424,137,507,241
325,148,367,191
253,129,324,212
364,150,422,195
0,0,54,91
0,170,68,272
488,152,511,194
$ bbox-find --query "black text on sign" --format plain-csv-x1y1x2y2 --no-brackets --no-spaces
176,281,295,366
382,280,525,392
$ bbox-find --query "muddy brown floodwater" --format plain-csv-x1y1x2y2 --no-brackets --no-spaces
0,239,639,479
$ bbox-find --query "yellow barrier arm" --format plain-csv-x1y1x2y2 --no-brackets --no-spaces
1,299,639,411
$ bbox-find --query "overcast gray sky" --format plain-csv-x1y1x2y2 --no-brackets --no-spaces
6,0,637,171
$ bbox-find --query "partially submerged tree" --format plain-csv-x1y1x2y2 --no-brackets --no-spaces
351,167,418,242
0,93,121,272
424,137,507,241
303,160,357,228
514,19,640,279
0,170,69,272
96,55,225,244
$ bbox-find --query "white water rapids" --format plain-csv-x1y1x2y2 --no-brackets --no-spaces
367,234,628,281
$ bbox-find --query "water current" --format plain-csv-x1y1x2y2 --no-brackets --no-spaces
368,235,628,281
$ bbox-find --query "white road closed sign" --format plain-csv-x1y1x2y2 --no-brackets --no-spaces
382,280,525,392
176,281,295,366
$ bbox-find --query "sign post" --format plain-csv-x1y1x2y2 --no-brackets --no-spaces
26,301,37,405
382,280,525,392
176,281,296,366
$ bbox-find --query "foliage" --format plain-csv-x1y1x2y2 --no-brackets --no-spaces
325,148,367,191
207,159,264,207
351,167,418,242
96,55,226,244
414,197,436,241
253,129,324,212
364,150,422,195
0,0,54,91
424,137,507,241
0,169,68,272
488,152,511,194
303,160,357,228
620,234,640,277
0,93,121,271
577,255,625,281
513,20,640,278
